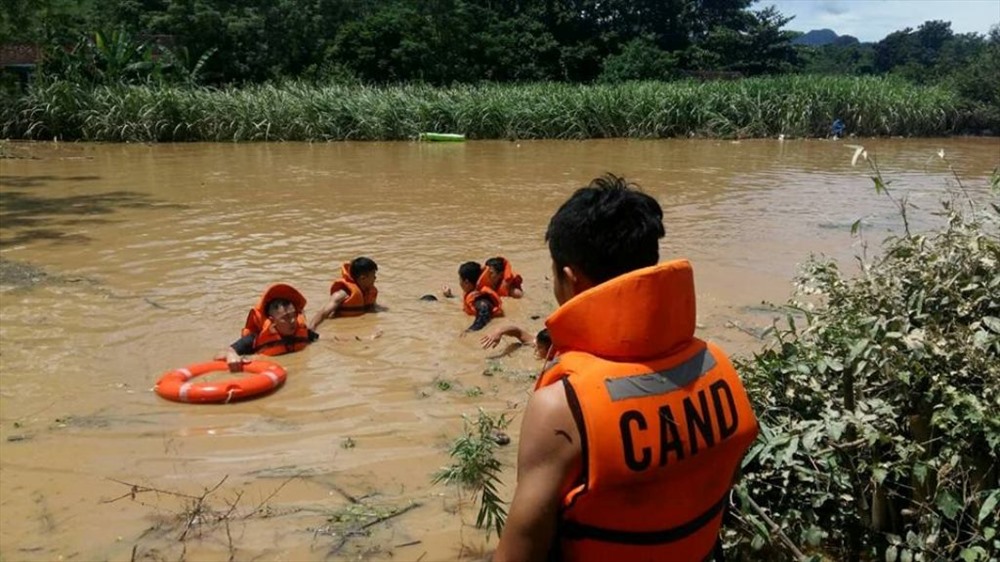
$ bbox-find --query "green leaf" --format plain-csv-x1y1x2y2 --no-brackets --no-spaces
848,339,869,362
973,330,993,349
804,525,823,546
980,490,999,523
983,316,1000,334
937,490,962,519
851,218,862,236
960,547,986,562
781,436,800,466
873,467,888,485
829,421,846,441
873,176,885,194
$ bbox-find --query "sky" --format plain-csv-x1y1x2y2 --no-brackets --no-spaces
761,0,1000,42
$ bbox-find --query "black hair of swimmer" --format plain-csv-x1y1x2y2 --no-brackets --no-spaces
546,173,664,284
485,257,506,274
419,294,438,302
350,256,378,278
266,297,293,316
536,328,551,348
458,261,482,285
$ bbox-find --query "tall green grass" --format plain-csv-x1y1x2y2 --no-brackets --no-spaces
0,76,967,142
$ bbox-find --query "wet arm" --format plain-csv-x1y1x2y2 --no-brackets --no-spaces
481,324,532,348
309,290,348,331
494,384,581,562
214,334,256,371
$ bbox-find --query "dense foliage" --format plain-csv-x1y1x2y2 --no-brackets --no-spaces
1,2,996,139
729,162,1000,561
1,0,799,85
0,76,963,141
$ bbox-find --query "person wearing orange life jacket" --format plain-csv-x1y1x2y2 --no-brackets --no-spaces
442,261,503,332
493,175,759,562
217,283,319,372
309,257,379,332
478,257,524,298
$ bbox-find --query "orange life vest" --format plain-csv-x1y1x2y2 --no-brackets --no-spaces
537,260,759,562
251,315,312,356
476,258,523,297
240,283,312,356
463,287,503,317
330,262,378,317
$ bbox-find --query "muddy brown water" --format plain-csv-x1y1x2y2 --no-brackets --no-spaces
1,138,997,561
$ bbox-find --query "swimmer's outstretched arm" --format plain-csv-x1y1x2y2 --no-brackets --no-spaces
480,323,533,349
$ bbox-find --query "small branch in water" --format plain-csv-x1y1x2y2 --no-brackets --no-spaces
359,502,421,531
179,476,230,541
725,321,765,340
328,502,423,555
329,483,360,504
242,475,297,519
743,493,808,561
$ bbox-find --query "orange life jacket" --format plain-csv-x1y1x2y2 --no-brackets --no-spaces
463,287,503,317
476,258,523,297
537,260,759,562
330,262,378,317
240,283,313,356
250,315,312,356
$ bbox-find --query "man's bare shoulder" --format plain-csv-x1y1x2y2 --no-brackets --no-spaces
520,382,581,462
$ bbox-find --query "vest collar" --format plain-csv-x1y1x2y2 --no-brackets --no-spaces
545,260,697,361
340,262,356,284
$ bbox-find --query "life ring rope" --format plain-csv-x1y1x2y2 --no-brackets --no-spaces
155,360,287,404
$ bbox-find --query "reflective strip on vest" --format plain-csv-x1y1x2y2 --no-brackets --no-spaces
561,489,728,544
603,348,717,402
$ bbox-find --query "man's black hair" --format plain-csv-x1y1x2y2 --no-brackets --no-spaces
545,174,664,284
467,297,495,331
350,256,378,278
485,257,506,273
458,261,482,285
536,328,551,348
266,298,294,316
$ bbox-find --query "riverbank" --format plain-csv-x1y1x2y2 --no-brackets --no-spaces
2,75,990,142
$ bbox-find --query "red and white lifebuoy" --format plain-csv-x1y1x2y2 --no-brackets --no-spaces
155,360,287,404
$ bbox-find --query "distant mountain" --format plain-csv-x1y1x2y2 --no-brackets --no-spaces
791,29,861,46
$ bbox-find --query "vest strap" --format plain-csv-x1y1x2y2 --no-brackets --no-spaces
560,490,727,545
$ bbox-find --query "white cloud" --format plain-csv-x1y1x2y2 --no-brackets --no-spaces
762,0,1000,41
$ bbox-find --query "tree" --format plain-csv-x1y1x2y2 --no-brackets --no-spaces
693,6,799,75
599,36,679,82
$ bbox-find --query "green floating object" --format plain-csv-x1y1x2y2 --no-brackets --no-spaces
419,132,466,142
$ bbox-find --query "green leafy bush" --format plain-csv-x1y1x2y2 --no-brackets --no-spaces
433,409,510,538
729,161,999,561
426,159,997,558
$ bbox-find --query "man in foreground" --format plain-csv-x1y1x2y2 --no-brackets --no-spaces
494,174,759,562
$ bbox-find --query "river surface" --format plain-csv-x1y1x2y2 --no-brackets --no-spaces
1,138,997,561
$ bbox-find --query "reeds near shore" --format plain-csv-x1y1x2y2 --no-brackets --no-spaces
1,75,965,142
